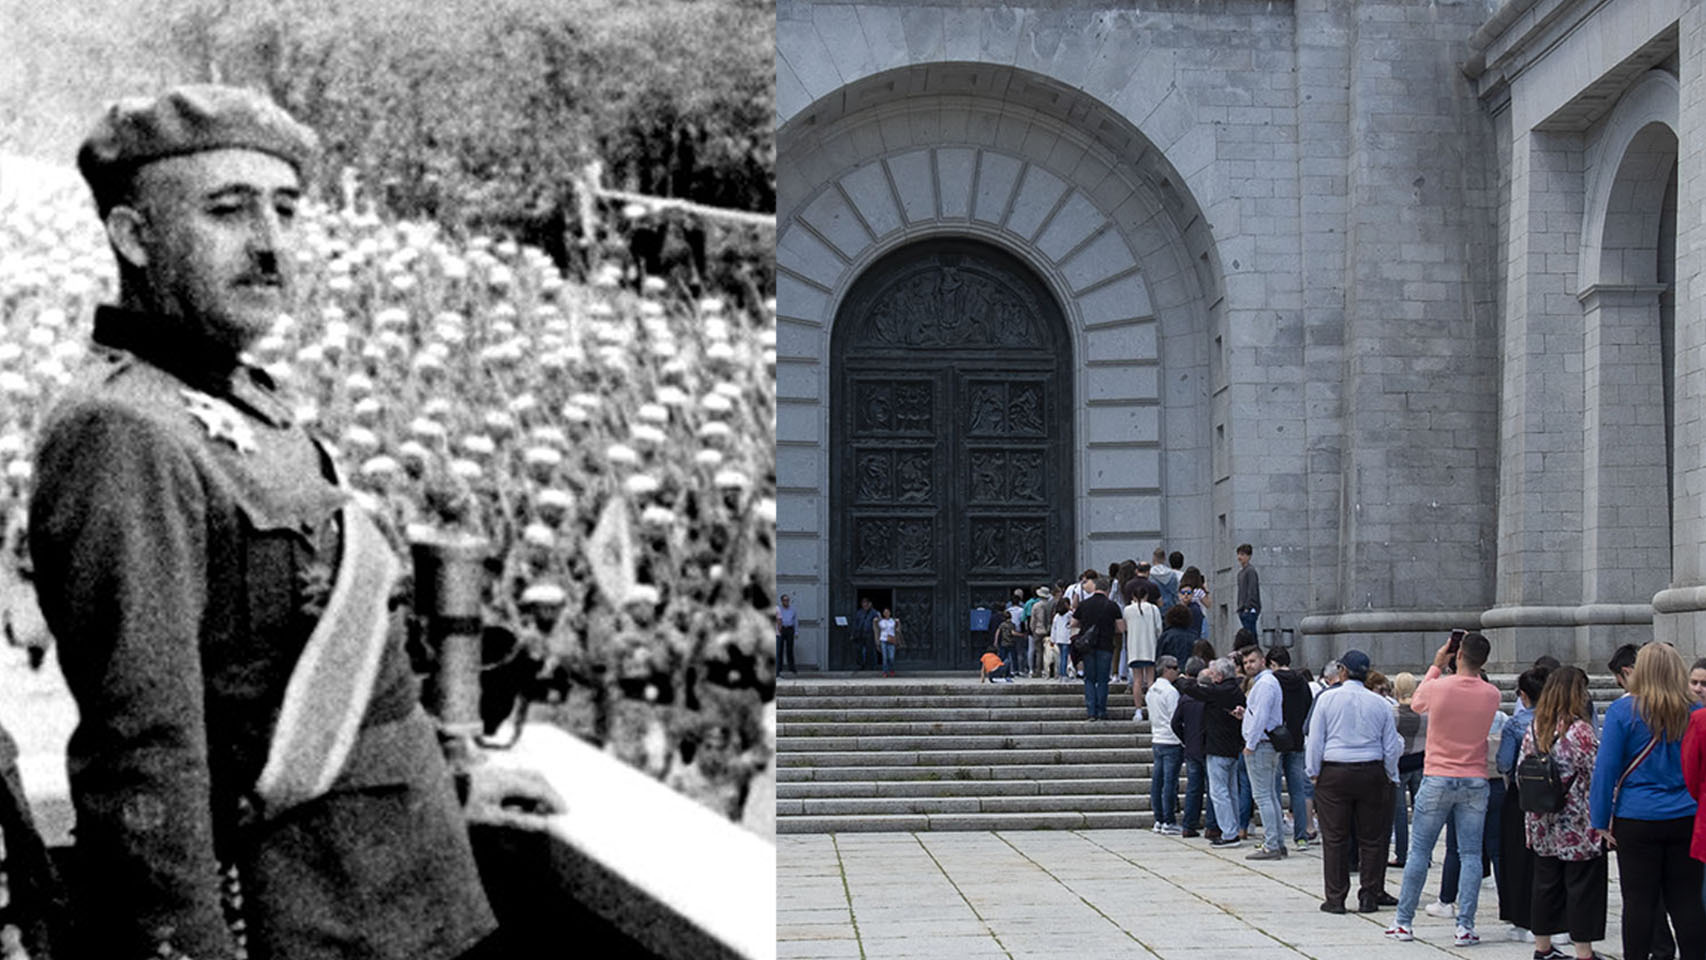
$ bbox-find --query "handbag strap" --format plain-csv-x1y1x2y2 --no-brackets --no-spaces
1611,733,1659,814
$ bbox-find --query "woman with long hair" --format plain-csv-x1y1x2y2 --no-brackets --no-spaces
1589,643,1706,960
1122,582,1161,719
1179,565,1211,640
1522,666,1605,960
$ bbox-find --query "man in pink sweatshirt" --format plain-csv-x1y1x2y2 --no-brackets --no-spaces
1385,632,1501,947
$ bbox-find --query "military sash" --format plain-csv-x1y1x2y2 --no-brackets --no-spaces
252,505,398,819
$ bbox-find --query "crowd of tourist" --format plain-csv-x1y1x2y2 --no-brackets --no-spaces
911,549,1706,960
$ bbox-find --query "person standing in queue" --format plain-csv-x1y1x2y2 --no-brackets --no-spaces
1305,649,1401,915
1070,578,1124,721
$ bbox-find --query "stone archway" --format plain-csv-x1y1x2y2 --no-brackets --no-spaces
1576,71,1679,653
829,238,1075,669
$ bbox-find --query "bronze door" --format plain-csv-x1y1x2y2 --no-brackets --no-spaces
830,239,1074,670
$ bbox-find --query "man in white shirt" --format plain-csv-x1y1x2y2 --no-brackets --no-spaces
1242,649,1288,861
1306,650,1402,915
1148,655,1184,834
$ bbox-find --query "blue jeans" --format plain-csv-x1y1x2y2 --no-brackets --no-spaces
1392,765,1423,862
1396,775,1490,930
880,641,896,671
1207,754,1240,837
1246,743,1285,851
1239,609,1259,636
1279,750,1311,841
1439,778,1503,903
1081,648,1112,718
1183,756,1217,832
1151,744,1183,826
1236,753,1254,832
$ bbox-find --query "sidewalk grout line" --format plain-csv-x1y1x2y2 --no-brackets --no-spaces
1092,831,1467,959
992,830,1159,955
912,832,1015,960
830,834,868,960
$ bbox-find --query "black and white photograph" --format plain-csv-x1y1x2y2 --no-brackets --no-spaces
0,0,777,957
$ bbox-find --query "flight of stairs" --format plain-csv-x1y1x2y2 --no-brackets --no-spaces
775,672,1628,834
776,676,1150,834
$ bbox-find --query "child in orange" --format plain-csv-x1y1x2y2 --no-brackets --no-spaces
980,650,1013,683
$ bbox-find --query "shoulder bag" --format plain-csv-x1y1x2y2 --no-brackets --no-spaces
1608,732,1659,834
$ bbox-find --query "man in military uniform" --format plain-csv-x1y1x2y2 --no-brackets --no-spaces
28,85,497,960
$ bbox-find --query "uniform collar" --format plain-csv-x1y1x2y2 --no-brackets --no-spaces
92,305,291,427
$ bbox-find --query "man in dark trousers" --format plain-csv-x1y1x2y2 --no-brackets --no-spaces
1236,543,1261,636
1306,649,1402,915
850,596,879,671
30,85,496,960
1070,578,1124,720
1171,656,1219,839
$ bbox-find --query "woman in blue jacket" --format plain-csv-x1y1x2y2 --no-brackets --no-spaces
1589,643,1706,960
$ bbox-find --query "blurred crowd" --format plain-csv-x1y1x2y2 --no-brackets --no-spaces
0,171,777,824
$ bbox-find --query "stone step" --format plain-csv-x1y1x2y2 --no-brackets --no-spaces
779,793,1150,817
779,680,1134,697
778,762,1142,783
779,706,1130,723
775,777,1144,799
777,747,1146,768
777,720,1150,737
779,693,1137,711
1487,673,1621,688
775,810,1151,834
775,733,1148,752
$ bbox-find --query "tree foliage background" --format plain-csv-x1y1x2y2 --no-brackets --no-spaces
2,0,774,287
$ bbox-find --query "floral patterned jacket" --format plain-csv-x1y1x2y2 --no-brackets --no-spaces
1521,717,1602,861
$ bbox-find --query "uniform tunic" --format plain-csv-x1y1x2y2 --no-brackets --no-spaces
28,307,495,960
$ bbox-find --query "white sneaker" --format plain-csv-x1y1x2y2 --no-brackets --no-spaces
1423,900,1457,919
1452,926,1478,947
1504,925,1528,942
1382,924,1414,942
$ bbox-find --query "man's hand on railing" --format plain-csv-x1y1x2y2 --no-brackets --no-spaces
464,763,565,829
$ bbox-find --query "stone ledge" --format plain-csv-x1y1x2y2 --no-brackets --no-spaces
1297,609,1485,635
1481,603,1653,627
1298,604,1655,635
1653,584,1706,614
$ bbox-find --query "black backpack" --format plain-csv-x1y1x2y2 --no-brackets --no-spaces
1516,748,1569,814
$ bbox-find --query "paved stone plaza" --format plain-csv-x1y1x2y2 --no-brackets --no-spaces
779,829,1633,959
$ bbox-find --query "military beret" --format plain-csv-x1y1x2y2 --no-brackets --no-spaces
78,84,319,208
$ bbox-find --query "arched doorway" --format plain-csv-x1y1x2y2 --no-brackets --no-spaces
829,238,1075,670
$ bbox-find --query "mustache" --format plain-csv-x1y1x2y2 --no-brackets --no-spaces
234,271,284,286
